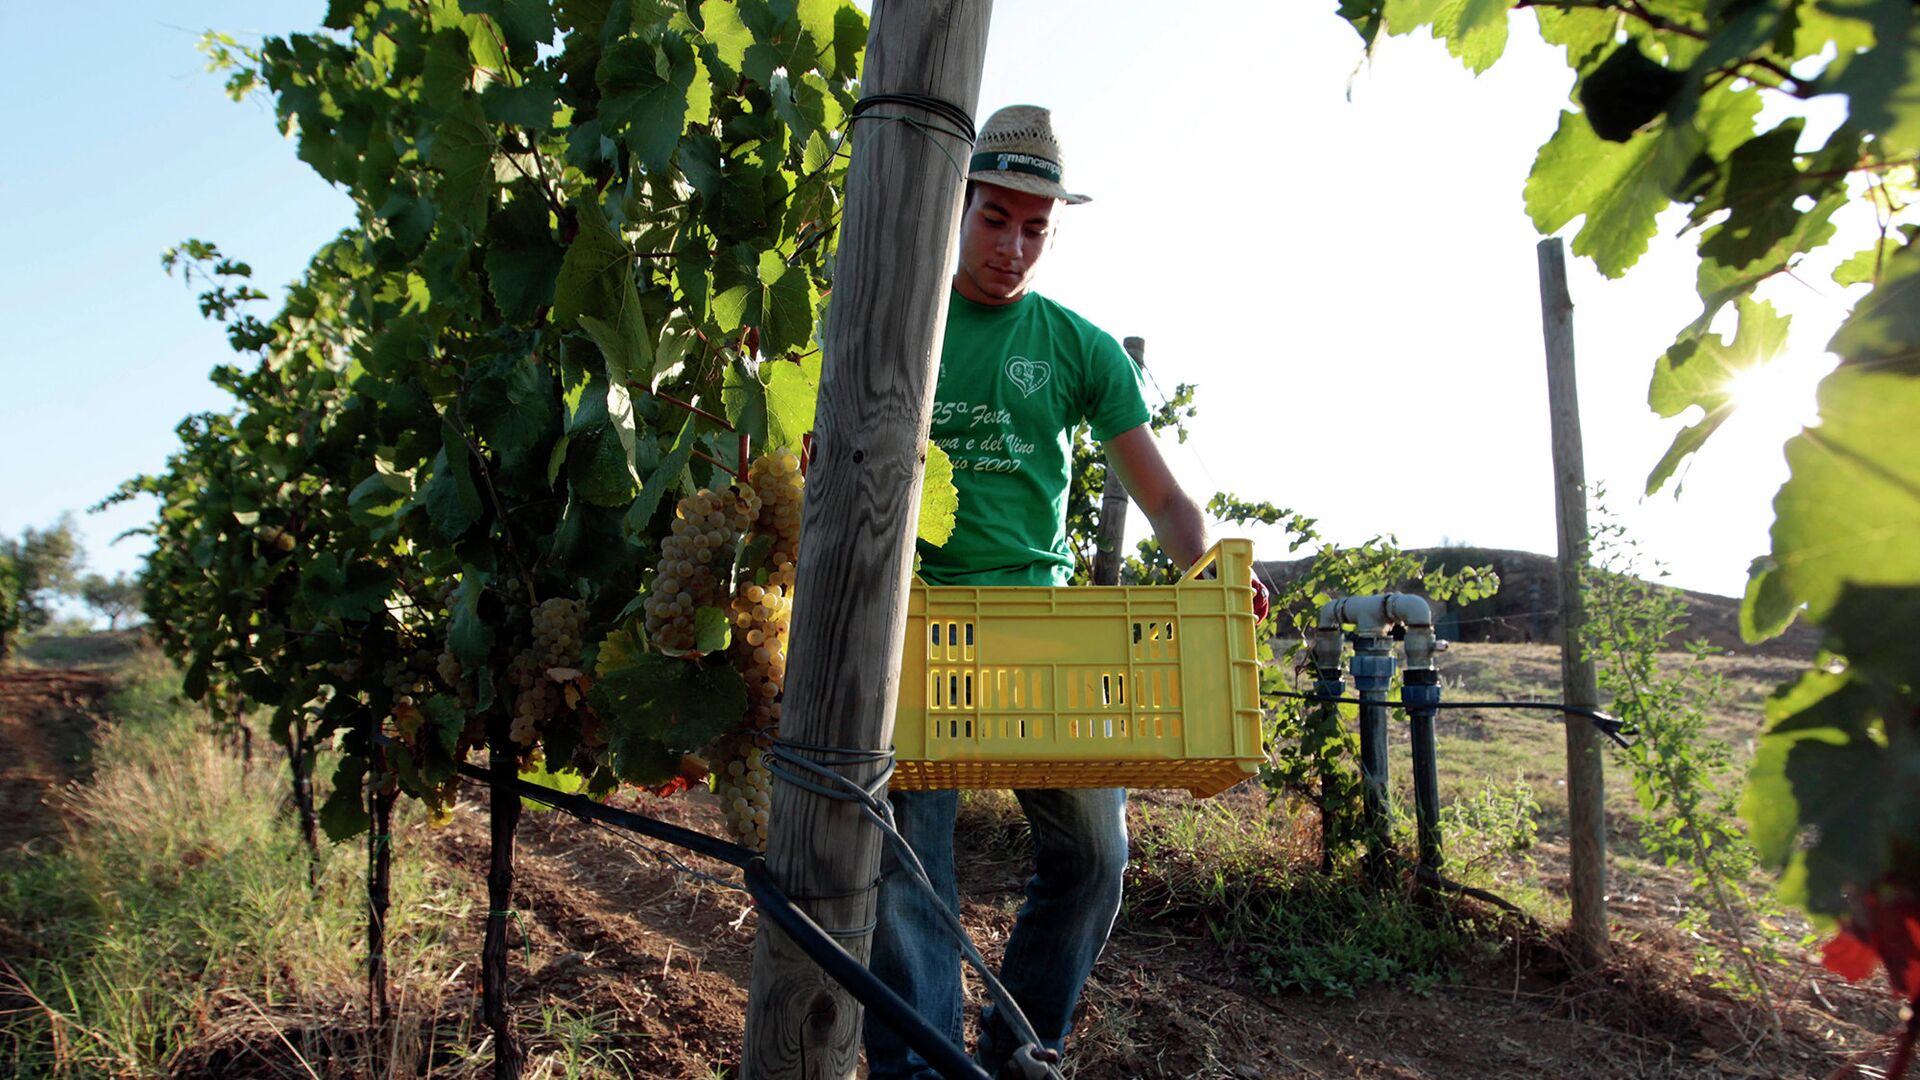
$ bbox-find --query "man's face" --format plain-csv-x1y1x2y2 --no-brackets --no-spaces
953,183,1057,305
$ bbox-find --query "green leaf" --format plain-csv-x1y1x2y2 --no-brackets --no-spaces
597,34,701,174
319,756,371,842
431,100,496,234
300,552,392,620
468,353,556,462
422,29,473,111
763,350,820,452
758,248,817,356
448,568,494,668
1739,555,1799,642
699,0,754,77
1382,0,1511,74
722,353,769,445
460,0,557,60
553,199,631,327
694,605,731,653
588,652,747,783
518,754,587,808
481,82,561,129
625,411,699,538
1825,3,1920,159
1527,88,1758,278
483,188,565,323
1533,4,1617,68
1761,367,1920,629
423,424,486,539
918,442,958,547
1697,120,1808,269
1742,663,1915,917
1645,296,1790,494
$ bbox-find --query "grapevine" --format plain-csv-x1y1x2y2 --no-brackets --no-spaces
1348,0,1920,1058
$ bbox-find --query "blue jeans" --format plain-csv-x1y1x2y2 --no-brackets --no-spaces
865,787,1129,1079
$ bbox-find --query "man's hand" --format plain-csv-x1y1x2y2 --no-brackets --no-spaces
1252,576,1270,621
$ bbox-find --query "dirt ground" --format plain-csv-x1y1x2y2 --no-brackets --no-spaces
1,643,1906,1079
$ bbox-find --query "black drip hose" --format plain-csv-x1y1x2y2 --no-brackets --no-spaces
377,734,1000,1078
1272,692,1636,748
743,859,998,1080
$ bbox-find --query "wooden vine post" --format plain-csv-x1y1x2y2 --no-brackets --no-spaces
366,716,395,1065
742,1,993,1076
1091,336,1148,586
1536,237,1608,964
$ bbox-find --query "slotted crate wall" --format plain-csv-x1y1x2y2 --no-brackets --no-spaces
891,539,1262,797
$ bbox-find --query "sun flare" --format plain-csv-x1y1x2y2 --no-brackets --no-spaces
1726,354,1832,438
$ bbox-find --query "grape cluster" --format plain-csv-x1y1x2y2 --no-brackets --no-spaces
747,448,804,591
712,449,806,849
644,486,759,653
508,597,586,746
714,734,773,849
382,649,432,739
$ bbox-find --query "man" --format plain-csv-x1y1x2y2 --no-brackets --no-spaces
865,104,1215,1080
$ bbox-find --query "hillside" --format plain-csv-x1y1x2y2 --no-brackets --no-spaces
1255,546,1822,659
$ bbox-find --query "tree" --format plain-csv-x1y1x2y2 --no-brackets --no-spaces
0,516,85,659
80,573,142,631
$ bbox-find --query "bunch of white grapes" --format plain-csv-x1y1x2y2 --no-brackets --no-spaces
714,734,773,849
507,597,585,747
711,449,806,849
644,485,759,652
748,448,804,591
382,648,431,740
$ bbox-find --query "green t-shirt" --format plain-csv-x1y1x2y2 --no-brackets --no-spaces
916,289,1150,587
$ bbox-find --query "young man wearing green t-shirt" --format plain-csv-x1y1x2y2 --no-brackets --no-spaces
865,105,1216,1080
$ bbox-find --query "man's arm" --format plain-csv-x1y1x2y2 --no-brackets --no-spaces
1101,424,1209,570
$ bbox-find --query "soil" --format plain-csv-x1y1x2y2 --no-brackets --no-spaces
1,644,1905,1080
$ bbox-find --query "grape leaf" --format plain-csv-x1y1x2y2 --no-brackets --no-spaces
460,0,557,61
589,652,746,783
553,199,631,328
698,0,754,77
723,353,769,446
1745,244,1920,637
430,100,496,234
468,352,556,462
597,35,701,174
481,81,562,130
626,411,699,538
483,187,565,323
1831,226,1918,288
1646,297,1791,493
764,350,820,452
319,756,371,842
1527,87,1759,278
1534,5,1617,69
1382,0,1511,74
1825,2,1920,159
448,567,494,669
918,442,958,548
694,605,731,653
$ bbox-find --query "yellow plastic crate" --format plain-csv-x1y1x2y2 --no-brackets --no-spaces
891,539,1262,798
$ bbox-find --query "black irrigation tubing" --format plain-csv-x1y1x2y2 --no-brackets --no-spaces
374,734,995,1079
1269,692,1637,749
742,859,997,1080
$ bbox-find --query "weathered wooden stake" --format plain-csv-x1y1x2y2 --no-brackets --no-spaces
286,714,320,886
742,2,993,1075
1091,337,1147,586
1537,237,1608,964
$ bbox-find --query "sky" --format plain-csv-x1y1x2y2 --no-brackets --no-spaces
0,2,1868,612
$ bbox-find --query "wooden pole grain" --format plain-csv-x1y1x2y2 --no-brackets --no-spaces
741,2,993,1076
1537,237,1609,965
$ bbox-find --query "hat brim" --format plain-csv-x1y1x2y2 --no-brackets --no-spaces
966,171,1091,205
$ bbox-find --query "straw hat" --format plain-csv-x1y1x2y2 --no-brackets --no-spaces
966,105,1091,205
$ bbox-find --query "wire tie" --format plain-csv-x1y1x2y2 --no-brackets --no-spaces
488,908,534,963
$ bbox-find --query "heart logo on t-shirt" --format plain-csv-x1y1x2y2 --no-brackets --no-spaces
1006,356,1051,398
